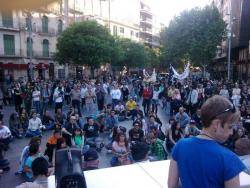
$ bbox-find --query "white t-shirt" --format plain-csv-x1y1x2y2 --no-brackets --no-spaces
32,90,40,102
111,89,121,100
80,87,87,99
0,126,11,139
28,118,42,131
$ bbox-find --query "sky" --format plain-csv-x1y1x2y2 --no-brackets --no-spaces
150,0,211,25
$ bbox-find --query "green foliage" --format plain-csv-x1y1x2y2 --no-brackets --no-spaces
114,38,149,68
161,4,226,67
55,21,119,68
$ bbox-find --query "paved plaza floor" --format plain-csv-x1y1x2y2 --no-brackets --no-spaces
0,102,169,188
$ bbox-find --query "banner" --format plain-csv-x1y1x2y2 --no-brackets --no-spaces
170,63,190,80
143,69,157,83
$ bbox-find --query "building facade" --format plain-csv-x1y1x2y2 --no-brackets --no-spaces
213,0,250,80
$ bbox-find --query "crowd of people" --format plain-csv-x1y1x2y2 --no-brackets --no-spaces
0,74,249,187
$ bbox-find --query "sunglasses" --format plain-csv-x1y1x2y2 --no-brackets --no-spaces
211,104,236,120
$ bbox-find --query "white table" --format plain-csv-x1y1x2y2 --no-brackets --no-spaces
48,160,250,188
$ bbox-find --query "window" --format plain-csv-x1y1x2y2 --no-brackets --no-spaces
58,69,65,79
120,27,124,34
58,19,63,34
26,37,33,57
25,17,32,31
136,32,139,38
42,39,49,57
3,35,15,55
42,16,48,33
130,30,134,36
113,25,117,36
2,11,13,28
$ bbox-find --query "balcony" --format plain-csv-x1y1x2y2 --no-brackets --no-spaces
140,18,152,24
140,28,152,34
36,27,57,37
0,23,20,32
0,48,21,58
140,9,152,17
33,51,55,59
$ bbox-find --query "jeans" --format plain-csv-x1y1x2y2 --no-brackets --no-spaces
44,122,54,131
33,101,41,114
41,101,49,115
25,129,41,137
72,99,82,117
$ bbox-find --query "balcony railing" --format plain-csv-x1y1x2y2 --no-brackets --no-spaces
140,18,152,24
0,23,20,31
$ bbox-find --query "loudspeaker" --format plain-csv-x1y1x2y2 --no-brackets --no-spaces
55,148,87,188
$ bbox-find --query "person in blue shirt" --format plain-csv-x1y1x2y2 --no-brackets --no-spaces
175,107,190,129
168,95,246,188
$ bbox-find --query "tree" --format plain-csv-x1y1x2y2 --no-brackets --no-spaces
113,38,149,69
55,21,121,71
161,4,226,72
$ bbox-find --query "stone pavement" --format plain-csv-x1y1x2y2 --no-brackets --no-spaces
0,102,169,188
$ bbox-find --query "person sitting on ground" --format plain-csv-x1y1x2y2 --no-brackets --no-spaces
184,119,201,138
16,137,41,175
133,113,147,135
19,108,29,132
44,129,61,163
83,117,101,150
0,142,10,173
126,97,137,120
26,112,43,138
23,143,43,182
146,132,167,161
16,157,50,188
9,112,23,138
132,105,144,121
42,110,54,131
175,107,190,130
131,141,149,163
56,137,67,150
105,110,119,131
83,148,99,171
72,127,85,150
111,132,131,166
62,115,78,147
0,120,12,148
147,115,160,133
191,108,202,130
166,121,183,152
129,122,144,143
114,101,126,121
54,108,66,129
75,113,84,129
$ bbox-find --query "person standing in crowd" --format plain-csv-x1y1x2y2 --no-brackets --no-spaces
232,83,241,108
152,85,161,115
80,83,87,111
220,84,230,99
32,87,41,115
85,86,96,116
9,112,22,138
142,84,152,116
186,85,198,116
41,83,51,115
13,83,22,113
64,82,71,106
121,84,129,102
95,83,105,111
204,82,213,100
168,95,246,188
70,84,82,117
110,84,121,108
53,83,64,113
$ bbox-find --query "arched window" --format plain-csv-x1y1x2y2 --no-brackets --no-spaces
42,39,49,57
58,19,63,34
26,37,33,57
42,16,48,33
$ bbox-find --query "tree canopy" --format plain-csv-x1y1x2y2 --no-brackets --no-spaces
161,4,226,68
55,21,120,68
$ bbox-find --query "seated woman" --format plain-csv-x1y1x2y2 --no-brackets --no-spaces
9,112,22,138
16,137,41,175
166,121,183,152
26,112,42,138
72,127,86,154
42,110,54,131
110,132,131,167
19,108,29,133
